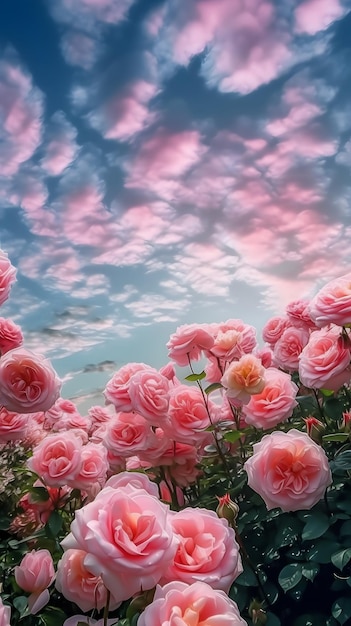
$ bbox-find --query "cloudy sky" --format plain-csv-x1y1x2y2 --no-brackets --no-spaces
1,0,351,408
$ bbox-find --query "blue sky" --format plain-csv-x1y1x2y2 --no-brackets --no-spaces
1,0,351,410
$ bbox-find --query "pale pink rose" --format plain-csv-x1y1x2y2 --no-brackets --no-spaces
105,471,160,497
159,362,181,385
159,481,185,506
61,485,178,602
254,346,273,369
158,441,201,487
262,316,291,346
205,355,224,383
209,319,257,361
286,299,317,330
137,426,174,466
0,597,11,626
88,404,114,434
128,368,170,424
27,432,83,487
0,250,16,307
244,429,332,512
103,411,156,458
69,443,108,491
273,326,310,371
0,407,27,442
137,581,248,626
55,549,119,613
15,549,55,614
0,348,61,413
162,508,242,592
167,323,215,367
299,326,351,390
44,398,85,430
0,318,23,354
309,273,351,327
162,385,212,445
221,354,266,403
242,368,299,429
104,362,149,410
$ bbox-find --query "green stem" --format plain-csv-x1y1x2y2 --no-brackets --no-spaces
103,589,110,626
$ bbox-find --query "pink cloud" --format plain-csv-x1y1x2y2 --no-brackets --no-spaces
60,184,114,246
60,31,99,70
0,51,43,175
41,112,79,176
49,0,137,29
294,0,346,35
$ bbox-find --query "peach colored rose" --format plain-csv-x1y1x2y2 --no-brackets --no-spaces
104,362,149,410
221,354,266,403
61,485,178,602
167,323,215,367
0,407,27,442
262,316,291,346
0,348,61,413
244,429,332,512
162,385,212,445
273,326,310,372
309,273,351,327
161,508,242,592
0,250,16,307
15,549,55,614
28,432,83,487
0,318,23,354
242,368,298,429
137,581,248,626
55,549,119,613
299,326,351,390
0,597,11,626
209,319,257,361
128,368,170,424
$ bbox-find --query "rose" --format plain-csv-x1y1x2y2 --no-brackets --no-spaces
61,485,178,602
0,250,16,307
244,429,332,512
285,299,317,330
128,368,171,424
103,411,156,458
162,385,213,445
70,442,109,491
0,318,23,354
167,323,215,366
14,549,55,614
104,362,149,410
273,326,310,371
0,597,11,626
156,440,201,487
137,581,248,626
221,354,266,403
209,319,257,361
0,348,61,413
299,326,351,390
55,549,120,613
309,273,351,327
262,315,291,345
27,432,83,487
0,407,27,442
161,508,242,592
63,618,118,626
242,368,298,429
104,470,160,497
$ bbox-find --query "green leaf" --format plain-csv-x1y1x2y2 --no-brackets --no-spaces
332,450,351,471
274,516,302,548
46,510,63,537
324,397,345,420
340,520,351,537
235,567,261,587
322,433,350,443
331,548,351,571
302,563,320,581
30,486,50,502
321,388,335,397
204,382,223,394
13,595,27,614
278,563,303,592
40,607,67,626
184,371,206,381
223,430,245,443
308,540,341,564
266,613,281,626
301,512,330,540
332,597,351,625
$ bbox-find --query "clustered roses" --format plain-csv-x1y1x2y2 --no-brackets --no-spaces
1,251,351,626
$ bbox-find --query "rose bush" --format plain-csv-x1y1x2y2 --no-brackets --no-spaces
2,250,351,625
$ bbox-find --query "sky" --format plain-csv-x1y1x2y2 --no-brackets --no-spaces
1,0,351,410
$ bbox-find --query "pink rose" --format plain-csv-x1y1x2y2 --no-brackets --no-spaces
19,480,71,525
244,429,332,512
309,273,351,327
157,440,201,487
103,411,156,458
161,508,242,592
242,368,298,429
61,485,178,602
15,549,55,614
104,471,159,497
104,362,149,410
209,319,257,361
262,316,291,346
27,432,83,487
273,326,310,371
0,597,11,626
0,348,61,413
285,299,317,330
88,404,114,434
0,250,16,307
0,407,27,442
69,443,108,491
128,368,170,424
137,581,248,626
162,385,212,445
55,549,119,613
205,355,223,383
167,323,215,367
221,354,266,403
299,326,351,390
0,318,23,354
